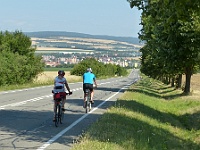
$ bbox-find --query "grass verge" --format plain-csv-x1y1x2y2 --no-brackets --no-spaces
0,71,82,92
0,69,128,92
71,75,200,150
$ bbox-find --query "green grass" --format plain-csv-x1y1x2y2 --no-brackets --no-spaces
0,82,52,92
0,78,82,92
72,76,200,150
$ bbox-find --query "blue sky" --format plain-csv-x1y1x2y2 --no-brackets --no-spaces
0,0,142,37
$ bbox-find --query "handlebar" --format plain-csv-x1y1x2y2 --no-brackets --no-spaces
52,90,73,95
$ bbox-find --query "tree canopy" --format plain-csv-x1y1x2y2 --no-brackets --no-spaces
0,31,44,85
128,0,200,94
70,58,128,77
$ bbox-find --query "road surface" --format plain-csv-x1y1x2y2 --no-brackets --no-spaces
0,69,140,150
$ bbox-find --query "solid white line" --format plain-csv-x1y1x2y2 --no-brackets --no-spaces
37,81,134,150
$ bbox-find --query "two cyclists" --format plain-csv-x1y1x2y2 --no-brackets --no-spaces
82,68,97,108
52,68,97,121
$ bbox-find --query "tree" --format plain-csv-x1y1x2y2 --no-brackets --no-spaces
70,58,128,77
0,31,44,85
128,0,200,94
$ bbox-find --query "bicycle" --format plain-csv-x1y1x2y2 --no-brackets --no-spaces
84,88,92,113
52,91,72,127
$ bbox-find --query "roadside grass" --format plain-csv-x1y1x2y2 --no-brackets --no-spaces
71,75,200,150
0,69,129,92
0,71,82,92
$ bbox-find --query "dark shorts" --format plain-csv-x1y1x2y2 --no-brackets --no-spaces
83,83,93,93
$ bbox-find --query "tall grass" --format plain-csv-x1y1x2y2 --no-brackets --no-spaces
72,76,200,150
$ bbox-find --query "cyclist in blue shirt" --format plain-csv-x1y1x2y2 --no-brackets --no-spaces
83,68,97,107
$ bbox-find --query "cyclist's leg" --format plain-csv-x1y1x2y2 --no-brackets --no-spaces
62,93,66,111
83,84,88,108
62,97,66,111
90,90,94,100
53,100,56,121
83,83,87,101
90,84,94,104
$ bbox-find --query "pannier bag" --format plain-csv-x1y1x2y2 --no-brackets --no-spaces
54,92,66,100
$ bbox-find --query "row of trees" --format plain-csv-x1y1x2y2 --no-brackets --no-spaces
128,0,200,94
70,58,128,77
0,31,44,85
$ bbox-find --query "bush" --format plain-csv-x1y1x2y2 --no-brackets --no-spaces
70,58,128,77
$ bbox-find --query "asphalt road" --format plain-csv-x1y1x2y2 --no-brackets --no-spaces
0,69,140,150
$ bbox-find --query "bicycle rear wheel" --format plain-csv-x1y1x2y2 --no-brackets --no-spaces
85,100,89,113
88,92,91,111
85,89,92,113
85,96,91,113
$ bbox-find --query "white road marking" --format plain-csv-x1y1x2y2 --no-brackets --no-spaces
0,86,52,95
0,80,120,110
37,81,135,150
0,87,84,110
0,95,52,109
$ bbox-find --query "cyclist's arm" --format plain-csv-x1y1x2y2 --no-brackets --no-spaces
65,82,71,93
53,78,56,87
93,75,97,87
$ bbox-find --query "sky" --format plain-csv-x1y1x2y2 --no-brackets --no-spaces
0,0,142,37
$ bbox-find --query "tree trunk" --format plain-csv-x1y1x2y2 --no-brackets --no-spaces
176,74,182,89
184,67,192,94
171,77,175,87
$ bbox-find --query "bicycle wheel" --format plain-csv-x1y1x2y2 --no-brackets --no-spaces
88,92,91,111
85,95,89,113
89,101,91,111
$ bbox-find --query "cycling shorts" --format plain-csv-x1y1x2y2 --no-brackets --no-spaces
83,83,93,93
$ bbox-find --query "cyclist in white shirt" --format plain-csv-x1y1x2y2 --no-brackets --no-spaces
53,70,72,121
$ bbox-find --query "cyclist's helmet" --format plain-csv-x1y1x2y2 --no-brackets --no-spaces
58,70,65,76
87,68,92,73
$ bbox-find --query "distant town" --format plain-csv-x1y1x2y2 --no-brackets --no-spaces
41,52,141,68
28,31,142,68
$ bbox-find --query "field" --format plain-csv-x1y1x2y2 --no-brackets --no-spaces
32,37,142,51
34,71,82,84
